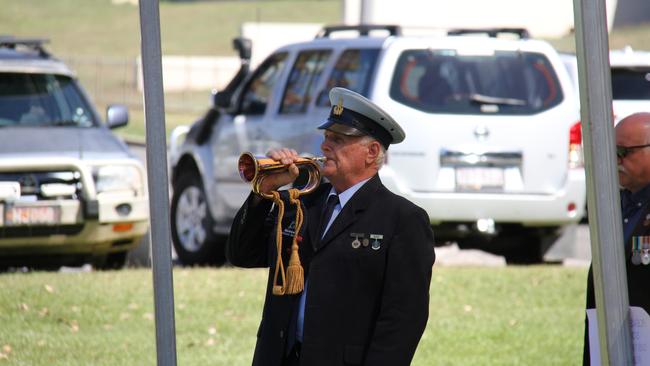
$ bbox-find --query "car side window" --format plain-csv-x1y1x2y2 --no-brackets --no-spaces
280,50,331,114
239,52,288,115
611,67,650,100
316,48,380,106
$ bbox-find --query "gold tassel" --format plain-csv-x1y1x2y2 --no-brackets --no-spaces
271,191,286,296
284,189,304,294
270,189,305,296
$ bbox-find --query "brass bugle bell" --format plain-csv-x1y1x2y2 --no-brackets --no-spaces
238,152,326,200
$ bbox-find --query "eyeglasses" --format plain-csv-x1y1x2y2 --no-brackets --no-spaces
616,144,650,159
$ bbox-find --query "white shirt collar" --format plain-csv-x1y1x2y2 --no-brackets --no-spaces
327,177,371,209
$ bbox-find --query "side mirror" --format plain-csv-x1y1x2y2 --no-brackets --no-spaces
212,89,230,109
106,104,129,129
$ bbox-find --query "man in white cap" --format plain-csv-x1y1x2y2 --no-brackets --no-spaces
227,87,435,366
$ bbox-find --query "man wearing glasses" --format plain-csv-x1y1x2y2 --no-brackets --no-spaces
583,112,650,365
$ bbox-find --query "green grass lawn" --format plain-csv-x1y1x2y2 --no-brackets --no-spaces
0,266,588,365
114,109,201,144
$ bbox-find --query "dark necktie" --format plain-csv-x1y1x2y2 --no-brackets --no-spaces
319,194,339,239
285,194,339,356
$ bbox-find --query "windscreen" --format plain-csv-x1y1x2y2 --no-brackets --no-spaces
0,73,96,127
389,49,563,115
611,67,650,100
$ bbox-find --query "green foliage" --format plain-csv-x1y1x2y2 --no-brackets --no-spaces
0,266,588,365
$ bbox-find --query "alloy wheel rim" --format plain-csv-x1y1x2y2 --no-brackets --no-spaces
175,186,207,252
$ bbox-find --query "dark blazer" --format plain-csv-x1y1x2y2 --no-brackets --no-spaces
227,174,436,366
582,203,650,365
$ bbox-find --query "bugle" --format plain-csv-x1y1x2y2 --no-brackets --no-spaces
238,152,326,199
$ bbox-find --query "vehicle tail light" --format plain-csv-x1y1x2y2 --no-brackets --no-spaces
567,202,577,217
569,121,584,168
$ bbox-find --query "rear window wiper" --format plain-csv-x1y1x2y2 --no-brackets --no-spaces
468,93,526,106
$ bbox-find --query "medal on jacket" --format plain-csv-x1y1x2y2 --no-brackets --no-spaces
350,233,364,249
631,236,650,265
370,234,383,250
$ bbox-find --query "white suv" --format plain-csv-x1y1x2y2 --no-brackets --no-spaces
169,26,585,264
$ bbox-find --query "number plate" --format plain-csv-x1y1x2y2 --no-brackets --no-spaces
4,205,61,226
455,167,504,191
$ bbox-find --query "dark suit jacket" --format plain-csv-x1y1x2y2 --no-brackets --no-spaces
227,174,436,366
582,203,650,365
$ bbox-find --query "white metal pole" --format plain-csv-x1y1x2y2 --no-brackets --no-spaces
137,0,178,365
360,0,372,24
572,0,633,363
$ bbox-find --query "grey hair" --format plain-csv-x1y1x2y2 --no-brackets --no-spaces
360,135,386,169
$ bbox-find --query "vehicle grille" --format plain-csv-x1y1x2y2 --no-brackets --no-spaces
0,171,83,200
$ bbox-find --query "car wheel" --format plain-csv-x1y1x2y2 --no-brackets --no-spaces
171,172,226,266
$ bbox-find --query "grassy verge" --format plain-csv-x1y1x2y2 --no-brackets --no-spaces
0,0,341,57
547,24,650,53
114,109,201,144
0,266,588,365
0,0,342,142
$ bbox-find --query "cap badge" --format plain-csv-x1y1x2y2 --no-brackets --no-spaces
333,96,344,116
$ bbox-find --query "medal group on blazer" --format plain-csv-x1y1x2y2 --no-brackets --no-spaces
350,233,383,250
282,220,386,251
631,213,650,266
631,235,650,266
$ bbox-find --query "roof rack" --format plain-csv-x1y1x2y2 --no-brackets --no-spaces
316,24,402,39
447,28,530,39
0,36,51,57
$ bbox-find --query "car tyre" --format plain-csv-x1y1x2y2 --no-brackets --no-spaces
171,172,226,266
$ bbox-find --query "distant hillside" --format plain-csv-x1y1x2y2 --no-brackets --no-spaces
547,23,650,53
1,0,647,57
0,0,341,57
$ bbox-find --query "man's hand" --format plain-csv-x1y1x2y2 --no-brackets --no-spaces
256,148,300,195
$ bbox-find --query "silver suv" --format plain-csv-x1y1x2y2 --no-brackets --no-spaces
0,37,149,269
169,26,585,265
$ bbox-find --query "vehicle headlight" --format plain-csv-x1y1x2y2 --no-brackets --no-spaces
93,165,144,195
